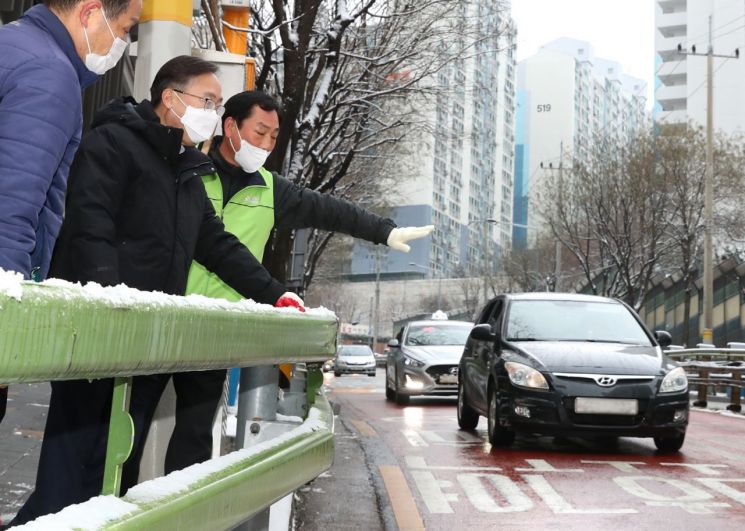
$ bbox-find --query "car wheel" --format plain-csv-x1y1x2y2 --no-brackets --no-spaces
487,386,514,447
385,365,394,401
394,368,410,405
334,371,341,377
457,379,479,430
654,432,685,452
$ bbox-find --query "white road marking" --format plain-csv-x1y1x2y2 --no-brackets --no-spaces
613,475,730,514
697,478,745,505
402,429,428,447
515,459,584,473
458,474,534,513
524,475,636,514
614,476,714,502
411,470,458,514
406,456,502,472
660,463,729,475
644,501,730,514
581,460,647,472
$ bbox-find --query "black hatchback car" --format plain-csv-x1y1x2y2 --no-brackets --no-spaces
457,293,689,452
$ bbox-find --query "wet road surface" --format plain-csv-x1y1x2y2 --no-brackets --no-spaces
317,369,745,531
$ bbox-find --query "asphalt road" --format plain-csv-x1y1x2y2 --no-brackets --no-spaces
296,368,745,531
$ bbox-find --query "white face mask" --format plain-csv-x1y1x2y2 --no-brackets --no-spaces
229,132,271,173
83,9,128,75
172,93,220,144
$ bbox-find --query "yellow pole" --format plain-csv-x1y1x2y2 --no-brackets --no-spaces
221,1,255,89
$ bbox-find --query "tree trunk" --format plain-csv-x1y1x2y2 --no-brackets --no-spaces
682,278,692,348
263,227,294,285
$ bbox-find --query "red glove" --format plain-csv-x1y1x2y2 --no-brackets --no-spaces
275,293,306,312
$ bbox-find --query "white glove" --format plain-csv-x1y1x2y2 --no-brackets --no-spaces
386,225,434,253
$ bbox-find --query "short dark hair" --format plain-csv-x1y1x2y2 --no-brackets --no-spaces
222,91,282,129
44,0,133,18
150,55,219,107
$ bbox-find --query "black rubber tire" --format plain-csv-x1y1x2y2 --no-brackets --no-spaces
487,386,515,447
385,384,395,401
457,379,479,430
394,369,410,405
654,432,685,452
334,371,341,377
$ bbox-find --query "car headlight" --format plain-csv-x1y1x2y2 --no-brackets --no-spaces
505,361,548,390
660,367,688,393
404,355,425,368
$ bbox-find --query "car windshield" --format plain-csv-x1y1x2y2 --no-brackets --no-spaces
338,345,373,356
505,300,652,345
405,324,472,346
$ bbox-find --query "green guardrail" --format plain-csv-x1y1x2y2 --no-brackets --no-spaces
0,279,338,384
1,275,338,529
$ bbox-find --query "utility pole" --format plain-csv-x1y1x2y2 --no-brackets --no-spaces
539,141,566,292
436,270,442,311
678,17,739,344
482,221,489,304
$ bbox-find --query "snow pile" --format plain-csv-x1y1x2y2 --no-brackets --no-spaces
126,407,328,504
0,267,24,302
36,277,335,318
16,496,138,531
692,406,745,420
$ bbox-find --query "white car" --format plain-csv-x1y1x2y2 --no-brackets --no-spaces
334,344,377,377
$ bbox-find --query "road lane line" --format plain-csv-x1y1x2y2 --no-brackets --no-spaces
380,465,425,531
407,455,502,472
351,419,378,438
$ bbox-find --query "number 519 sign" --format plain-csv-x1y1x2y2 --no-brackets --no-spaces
537,104,552,112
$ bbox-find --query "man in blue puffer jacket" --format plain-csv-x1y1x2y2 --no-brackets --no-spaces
0,0,141,425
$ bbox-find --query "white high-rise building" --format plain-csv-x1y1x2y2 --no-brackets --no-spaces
655,0,745,133
513,38,647,247
350,1,517,280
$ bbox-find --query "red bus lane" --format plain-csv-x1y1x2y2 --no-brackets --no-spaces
329,375,745,530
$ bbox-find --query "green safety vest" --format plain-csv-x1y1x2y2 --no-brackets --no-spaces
185,167,275,302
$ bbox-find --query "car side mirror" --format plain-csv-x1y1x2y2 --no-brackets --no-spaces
387,339,400,348
469,323,498,343
654,330,672,348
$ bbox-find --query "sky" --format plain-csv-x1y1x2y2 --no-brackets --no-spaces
510,0,656,105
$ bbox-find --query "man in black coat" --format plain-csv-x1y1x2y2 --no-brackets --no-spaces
125,91,434,487
12,55,300,525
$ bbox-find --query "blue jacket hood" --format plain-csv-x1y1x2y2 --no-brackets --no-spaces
21,4,99,90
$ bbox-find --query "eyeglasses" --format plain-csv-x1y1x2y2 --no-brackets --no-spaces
172,88,225,116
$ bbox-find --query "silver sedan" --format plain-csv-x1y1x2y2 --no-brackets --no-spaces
385,320,473,405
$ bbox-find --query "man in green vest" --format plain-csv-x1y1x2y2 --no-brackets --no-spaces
123,91,432,485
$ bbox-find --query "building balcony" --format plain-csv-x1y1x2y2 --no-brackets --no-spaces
657,11,687,36
658,0,686,15
657,58,686,79
656,34,686,58
656,83,687,102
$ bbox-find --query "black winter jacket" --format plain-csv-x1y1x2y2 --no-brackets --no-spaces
210,137,396,242
50,98,285,303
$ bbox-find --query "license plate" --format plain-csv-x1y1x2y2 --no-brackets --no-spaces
438,374,458,384
574,397,638,415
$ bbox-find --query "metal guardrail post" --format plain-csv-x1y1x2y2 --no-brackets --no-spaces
102,377,135,496
235,365,279,531
728,371,742,412
693,367,709,407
